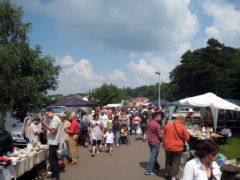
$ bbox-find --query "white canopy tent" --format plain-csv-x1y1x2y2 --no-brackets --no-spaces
179,92,240,130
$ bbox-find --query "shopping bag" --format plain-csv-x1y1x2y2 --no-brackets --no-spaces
136,126,142,135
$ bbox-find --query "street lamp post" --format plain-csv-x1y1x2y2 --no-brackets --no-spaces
155,72,161,108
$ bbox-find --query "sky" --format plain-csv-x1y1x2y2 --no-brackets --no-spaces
14,0,240,95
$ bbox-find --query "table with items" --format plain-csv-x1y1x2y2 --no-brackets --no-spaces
178,125,240,179
186,125,224,150
0,144,48,180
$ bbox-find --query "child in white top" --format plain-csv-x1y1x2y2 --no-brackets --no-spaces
104,128,114,155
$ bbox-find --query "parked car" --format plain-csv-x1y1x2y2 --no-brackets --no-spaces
4,112,28,147
172,107,200,118
45,106,68,116
11,130,27,147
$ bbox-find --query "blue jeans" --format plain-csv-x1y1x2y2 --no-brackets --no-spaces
146,143,160,172
113,130,120,144
141,124,147,135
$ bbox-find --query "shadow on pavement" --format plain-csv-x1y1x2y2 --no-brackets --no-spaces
155,169,167,179
135,137,144,141
139,161,148,169
139,161,167,179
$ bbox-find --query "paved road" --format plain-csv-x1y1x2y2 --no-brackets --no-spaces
61,135,167,180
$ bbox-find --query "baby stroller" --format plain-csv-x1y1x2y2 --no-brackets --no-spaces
78,121,90,148
119,122,130,145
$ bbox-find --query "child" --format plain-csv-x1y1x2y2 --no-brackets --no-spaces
121,127,128,137
104,128,114,155
120,127,128,144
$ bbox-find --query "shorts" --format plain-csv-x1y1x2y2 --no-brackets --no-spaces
92,139,101,146
107,143,113,147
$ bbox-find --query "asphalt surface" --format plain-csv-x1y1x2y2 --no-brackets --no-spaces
60,135,167,180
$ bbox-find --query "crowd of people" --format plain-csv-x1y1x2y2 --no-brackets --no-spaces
22,105,163,180
21,104,236,180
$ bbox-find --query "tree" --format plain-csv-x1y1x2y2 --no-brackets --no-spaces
169,38,239,100
0,0,61,127
90,83,125,106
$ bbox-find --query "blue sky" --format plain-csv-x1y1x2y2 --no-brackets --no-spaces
14,0,240,95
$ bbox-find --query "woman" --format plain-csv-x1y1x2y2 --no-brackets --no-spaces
60,113,71,159
140,111,148,141
90,113,103,157
112,115,120,147
133,112,141,134
182,139,221,180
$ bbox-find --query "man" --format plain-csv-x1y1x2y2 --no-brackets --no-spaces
41,108,62,180
220,123,232,138
145,112,163,175
28,116,42,145
163,114,190,180
67,112,80,165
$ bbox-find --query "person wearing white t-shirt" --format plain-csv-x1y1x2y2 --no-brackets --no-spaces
104,128,114,155
182,139,221,180
220,124,232,138
41,108,62,180
28,117,42,145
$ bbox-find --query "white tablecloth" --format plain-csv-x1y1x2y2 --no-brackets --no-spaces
13,148,48,178
0,165,16,180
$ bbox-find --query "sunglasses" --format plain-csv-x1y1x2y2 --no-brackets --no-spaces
210,152,217,156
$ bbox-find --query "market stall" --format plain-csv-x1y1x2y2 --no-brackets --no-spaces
179,92,240,131
12,144,48,178
186,126,224,150
0,143,48,180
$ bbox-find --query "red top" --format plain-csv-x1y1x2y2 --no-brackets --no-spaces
68,118,80,135
147,120,162,143
163,121,190,152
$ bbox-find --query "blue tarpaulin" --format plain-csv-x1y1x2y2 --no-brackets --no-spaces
149,99,169,106
51,97,97,107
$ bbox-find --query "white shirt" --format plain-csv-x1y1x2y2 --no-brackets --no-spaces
47,115,62,145
182,157,221,180
104,132,114,144
220,128,232,137
29,123,39,144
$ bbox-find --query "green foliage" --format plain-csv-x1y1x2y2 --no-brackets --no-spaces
0,0,61,126
220,132,240,159
122,84,158,101
90,83,125,106
169,38,240,99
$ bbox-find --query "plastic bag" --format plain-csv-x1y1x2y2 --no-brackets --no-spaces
136,126,142,135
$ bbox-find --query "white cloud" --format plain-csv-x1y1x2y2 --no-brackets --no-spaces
108,69,126,81
126,54,174,86
56,55,75,66
18,0,198,51
203,0,240,47
205,26,219,37
127,59,156,77
70,59,95,79
176,42,192,58
54,56,104,94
